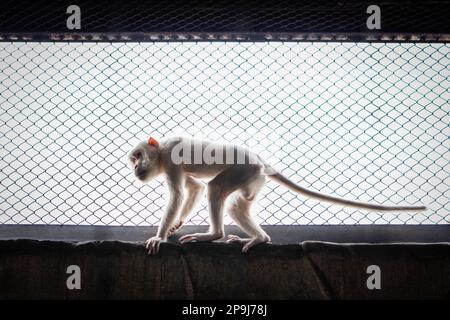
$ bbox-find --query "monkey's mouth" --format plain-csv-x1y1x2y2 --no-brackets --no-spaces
134,169,148,180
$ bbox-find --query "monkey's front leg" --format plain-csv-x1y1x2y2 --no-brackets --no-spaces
146,174,184,255
168,177,205,237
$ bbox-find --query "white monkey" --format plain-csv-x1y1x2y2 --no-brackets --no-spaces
128,136,426,254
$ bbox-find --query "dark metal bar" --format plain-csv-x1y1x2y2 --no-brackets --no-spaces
1,32,449,43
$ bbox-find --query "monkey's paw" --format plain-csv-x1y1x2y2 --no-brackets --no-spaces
179,232,223,244
145,236,163,255
168,220,184,237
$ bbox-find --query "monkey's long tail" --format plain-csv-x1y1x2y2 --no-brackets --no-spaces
269,172,427,211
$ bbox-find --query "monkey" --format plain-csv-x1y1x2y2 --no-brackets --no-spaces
128,136,427,254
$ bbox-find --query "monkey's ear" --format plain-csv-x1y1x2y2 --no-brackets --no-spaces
148,137,159,148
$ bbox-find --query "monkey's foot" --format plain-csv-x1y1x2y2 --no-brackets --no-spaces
226,235,251,244
179,232,223,244
168,220,184,237
226,235,271,252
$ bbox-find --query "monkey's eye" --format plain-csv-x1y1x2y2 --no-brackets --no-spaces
132,152,142,163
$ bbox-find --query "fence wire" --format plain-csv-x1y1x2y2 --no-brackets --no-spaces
0,42,449,226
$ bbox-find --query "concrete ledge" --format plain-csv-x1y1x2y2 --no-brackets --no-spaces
2,225,450,243
1,239,449,299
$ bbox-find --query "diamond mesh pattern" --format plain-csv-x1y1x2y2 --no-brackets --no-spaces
0,42,449,225
0,0,449,34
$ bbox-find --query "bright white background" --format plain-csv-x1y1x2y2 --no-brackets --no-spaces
0,42,448,225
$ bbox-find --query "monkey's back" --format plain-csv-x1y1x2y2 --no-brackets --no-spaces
160,137,275,178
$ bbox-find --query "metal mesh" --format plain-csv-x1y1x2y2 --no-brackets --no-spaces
1,0,449,34
0,41,449,226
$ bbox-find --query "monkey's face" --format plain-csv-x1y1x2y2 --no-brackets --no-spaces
128,142,160,183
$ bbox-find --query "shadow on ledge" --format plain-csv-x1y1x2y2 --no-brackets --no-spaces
1,239,450,299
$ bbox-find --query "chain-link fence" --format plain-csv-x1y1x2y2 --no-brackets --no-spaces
0,41,448,225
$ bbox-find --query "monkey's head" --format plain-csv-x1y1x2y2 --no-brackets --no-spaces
128,137,161,183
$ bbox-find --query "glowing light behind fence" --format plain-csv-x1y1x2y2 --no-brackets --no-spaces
0,42,448,225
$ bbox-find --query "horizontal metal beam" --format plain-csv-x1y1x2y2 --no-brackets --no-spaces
1,32,449,43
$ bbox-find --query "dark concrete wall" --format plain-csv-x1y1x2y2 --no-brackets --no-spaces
1,240,449,299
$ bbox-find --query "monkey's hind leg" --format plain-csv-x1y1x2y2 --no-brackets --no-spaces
227,175,271,252
179,165,264,245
